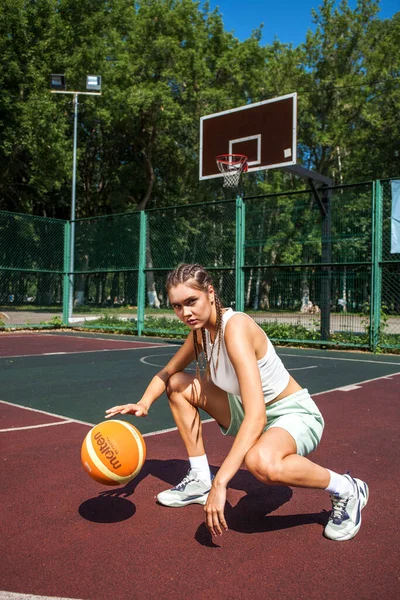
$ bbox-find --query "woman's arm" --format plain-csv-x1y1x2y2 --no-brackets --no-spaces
205,315,266,535
105,331,197,418
215,315,267,484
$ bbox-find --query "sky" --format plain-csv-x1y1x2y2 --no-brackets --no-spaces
206,0,399,46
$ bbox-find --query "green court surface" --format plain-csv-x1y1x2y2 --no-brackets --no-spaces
1,332,399,433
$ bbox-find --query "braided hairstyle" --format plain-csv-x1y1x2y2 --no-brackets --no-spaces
166,263,224,380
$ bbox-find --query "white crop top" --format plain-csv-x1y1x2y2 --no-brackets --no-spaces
204,308,290,403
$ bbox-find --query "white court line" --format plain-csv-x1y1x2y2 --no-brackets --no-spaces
280,352,400,366
0,397,212,437
0,399,94,427
312,371,400,396
142,418,214,438
335,384,363,391
141,353,196,370
0,344,179,360
0,592,83,600
53,334,167,344
0,332,172,345
1,420,74,432
60,334,178,346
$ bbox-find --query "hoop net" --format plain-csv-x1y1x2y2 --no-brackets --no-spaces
216,154,248,188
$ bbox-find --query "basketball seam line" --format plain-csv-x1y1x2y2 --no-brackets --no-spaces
85,432,134,483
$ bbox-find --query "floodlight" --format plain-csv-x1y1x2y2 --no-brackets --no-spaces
50,74,66,91
86,75,101,92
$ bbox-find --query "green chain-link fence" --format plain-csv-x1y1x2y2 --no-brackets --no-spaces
379,179,400,350
244,182,375,348
0,210,65,327
1,179,399,351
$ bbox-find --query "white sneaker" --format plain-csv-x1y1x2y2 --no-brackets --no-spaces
324,474,369,541
156,469,212,507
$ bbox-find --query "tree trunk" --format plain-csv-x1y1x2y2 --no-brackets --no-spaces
146,227,160,308
246,268,253,307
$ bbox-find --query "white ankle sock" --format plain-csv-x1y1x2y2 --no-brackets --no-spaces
189,454,211,484
325,470,354,496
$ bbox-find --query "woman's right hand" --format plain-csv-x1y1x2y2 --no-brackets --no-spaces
105,403,148,419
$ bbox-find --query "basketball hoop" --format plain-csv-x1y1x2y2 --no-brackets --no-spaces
216,154,248,188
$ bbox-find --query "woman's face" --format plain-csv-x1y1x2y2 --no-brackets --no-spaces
168,282,215,330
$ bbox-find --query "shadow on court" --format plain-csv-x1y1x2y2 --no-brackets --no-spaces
79,496,137,524
79,459,296,535
81,457,327,550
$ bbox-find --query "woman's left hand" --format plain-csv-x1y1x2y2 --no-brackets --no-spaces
204,481,228,536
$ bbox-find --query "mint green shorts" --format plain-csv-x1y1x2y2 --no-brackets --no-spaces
219,388,324,457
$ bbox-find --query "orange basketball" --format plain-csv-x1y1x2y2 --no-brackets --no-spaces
81,420,146,486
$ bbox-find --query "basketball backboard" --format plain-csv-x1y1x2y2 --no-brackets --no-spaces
199,93,297,180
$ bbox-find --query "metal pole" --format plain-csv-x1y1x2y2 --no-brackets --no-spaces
137,210,147,336
369,181,376,351
372,180,383,352
320,187,332,341
62,219,71,326
235,196,245,312
69,92,79,320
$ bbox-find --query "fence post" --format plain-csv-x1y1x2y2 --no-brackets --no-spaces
137,210,147,336
320,187,332,341
235,196,245,312
62,219,71,326
371,180,383,352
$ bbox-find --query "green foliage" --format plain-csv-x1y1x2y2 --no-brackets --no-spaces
37,315,64,328
143,316,190,336
259,319,373,348
73,313,190,337
1,0,399,218
79,314,137,333
259,321,320,341
48,315,63,327
361,304,400,351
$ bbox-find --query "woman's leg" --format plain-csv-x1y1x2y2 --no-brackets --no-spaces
244,426,330,488
166,371,231,458
156,372,231,507
245,426,369,541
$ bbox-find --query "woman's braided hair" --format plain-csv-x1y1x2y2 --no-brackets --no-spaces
166,263,224,380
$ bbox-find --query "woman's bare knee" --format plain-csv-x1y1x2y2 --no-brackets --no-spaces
166,372,200,406
245,446,283,484
166,372,187,396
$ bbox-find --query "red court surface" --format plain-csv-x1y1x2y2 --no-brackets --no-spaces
1,374,399,600
0,333,168,357
0,402,69,430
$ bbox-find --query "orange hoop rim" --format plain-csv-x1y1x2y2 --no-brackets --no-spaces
216,154,248,170
215,154,248,188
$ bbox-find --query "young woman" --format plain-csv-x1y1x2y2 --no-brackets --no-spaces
106,263,369,541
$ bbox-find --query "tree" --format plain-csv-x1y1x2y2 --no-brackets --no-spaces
0,0,72,216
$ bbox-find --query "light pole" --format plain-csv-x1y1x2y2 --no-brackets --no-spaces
50,74,101,321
